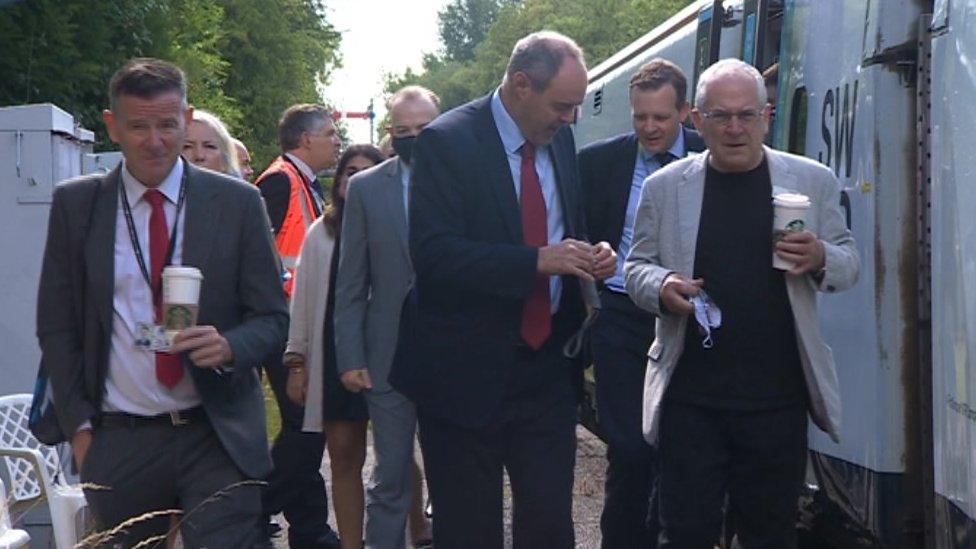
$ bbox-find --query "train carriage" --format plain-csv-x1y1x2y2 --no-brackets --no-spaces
575,1,975,546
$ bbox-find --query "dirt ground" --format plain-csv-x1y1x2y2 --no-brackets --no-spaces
271,425,608,548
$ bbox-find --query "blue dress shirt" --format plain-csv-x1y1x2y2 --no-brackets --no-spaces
490,89,564,312
604,130,686,293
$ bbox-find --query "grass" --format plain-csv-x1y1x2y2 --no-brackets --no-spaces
262,375,281,442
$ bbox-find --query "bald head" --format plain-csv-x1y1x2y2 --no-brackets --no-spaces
499,31,587,146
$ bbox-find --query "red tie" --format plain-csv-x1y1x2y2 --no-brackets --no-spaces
144,189,183,388
519,142,551,350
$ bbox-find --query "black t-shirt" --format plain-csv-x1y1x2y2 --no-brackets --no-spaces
666,158,806,410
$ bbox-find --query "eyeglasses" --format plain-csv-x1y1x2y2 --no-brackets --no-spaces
699,108,763,126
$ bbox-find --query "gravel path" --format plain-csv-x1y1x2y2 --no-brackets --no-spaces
272,425,608,548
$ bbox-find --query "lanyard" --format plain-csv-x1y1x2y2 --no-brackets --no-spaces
118,166,188,298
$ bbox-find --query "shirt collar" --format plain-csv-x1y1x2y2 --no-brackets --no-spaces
284,152,317,183
399,159,411,186
491,88,529,155
638,127,687,163
121,157,184,207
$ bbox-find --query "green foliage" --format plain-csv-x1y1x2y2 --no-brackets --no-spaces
383,0,695,112
0,0,341,170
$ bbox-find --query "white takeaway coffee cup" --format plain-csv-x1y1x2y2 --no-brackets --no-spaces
772,193,812,271
161,266,203,340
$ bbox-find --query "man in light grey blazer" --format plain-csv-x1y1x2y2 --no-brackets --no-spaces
625,59,859,548
334,86,439,548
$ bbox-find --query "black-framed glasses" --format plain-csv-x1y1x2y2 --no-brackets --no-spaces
699,108,763,126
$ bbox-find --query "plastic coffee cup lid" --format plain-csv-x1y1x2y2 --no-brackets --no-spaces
773,193,811,208
162,266,203,279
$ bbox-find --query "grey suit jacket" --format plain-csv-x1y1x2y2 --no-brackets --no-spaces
36,161,288,478
334,158,413,393
624,146,859,445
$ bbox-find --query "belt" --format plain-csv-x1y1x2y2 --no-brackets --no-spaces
99,406,207,428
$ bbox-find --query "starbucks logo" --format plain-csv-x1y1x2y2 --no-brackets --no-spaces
786,219,805,232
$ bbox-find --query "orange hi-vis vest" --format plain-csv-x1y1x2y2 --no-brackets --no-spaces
255,156,318,298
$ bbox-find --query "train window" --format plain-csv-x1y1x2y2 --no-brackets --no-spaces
787,86,808,155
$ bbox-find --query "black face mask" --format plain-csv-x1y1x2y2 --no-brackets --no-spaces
391,135,416,165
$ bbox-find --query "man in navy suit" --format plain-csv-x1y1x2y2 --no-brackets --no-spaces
391,31,616,548
578,59,706,548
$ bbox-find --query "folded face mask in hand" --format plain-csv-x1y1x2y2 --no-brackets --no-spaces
689,289,722,349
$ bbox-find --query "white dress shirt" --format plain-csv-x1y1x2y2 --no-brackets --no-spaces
284,152,325,211
102,158,201,415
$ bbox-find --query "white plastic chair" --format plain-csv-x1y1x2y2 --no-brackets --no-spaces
0,478,30,548
0,394,86,548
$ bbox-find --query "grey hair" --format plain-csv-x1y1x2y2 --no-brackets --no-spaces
505,31,586,92
694,58,767,108
278,104,331,151
190,110,241,177
388,85,441,111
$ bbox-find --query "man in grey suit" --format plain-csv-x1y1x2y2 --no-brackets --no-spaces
36,58,287,547
334,85,440,548
625,59,859,548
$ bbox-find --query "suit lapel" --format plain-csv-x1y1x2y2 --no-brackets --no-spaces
86,168,120,334
181,163,220,270
677,153,708,275
608,135,639,244
549,131,579,238
384,160,411,262
478,98,522,242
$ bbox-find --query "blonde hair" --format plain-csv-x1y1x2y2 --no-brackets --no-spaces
190,110,241,176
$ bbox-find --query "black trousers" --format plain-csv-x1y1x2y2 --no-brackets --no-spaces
263,357,332,546
591,290,656,549
418,345,578,549
656,400,808,549
81,417,267,549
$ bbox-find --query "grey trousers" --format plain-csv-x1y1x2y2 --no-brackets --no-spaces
80,417,267,549
363,388,418,549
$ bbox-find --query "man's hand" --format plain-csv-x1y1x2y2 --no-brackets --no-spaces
538,239,595,281
72,429,92,472
169,326,233,368
340,368,373,393
590,241,617,280
660,273,703,316
284,355,308,405
775,231,825,276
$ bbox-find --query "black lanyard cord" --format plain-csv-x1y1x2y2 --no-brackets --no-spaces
118,165,188,298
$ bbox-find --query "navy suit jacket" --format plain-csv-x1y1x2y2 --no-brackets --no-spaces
36,161,287,478
579,127,705,252
390,94,587,427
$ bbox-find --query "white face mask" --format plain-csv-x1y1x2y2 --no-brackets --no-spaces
690,289,722,349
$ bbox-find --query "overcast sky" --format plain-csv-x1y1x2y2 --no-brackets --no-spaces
322,0,451,144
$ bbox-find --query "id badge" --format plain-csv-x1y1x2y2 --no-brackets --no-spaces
135,322,170,352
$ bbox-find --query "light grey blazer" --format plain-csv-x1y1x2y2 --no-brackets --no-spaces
334,158,413,393
624,146,859,445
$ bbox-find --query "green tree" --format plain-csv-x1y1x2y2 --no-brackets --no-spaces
383,0,695,112
0,0,342,169
218,0,342,168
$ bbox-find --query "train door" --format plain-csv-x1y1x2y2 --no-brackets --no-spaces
928,0,976,544
774,0,927,546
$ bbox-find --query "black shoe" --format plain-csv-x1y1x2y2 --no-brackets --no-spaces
414,539,434,549
289,529,342,549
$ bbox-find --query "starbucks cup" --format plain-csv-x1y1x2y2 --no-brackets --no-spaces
772,193,812,271
161,266,203,341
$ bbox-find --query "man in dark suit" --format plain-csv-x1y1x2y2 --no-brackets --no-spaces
36,58,287,547
392,31,616,548
578,58,705,548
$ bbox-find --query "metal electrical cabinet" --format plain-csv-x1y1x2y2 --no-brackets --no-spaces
0,104,95,397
